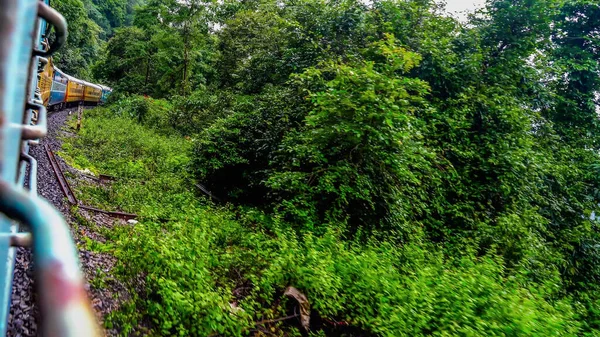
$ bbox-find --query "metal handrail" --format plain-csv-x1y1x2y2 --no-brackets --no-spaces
0,182,101,337
33,1,67,57
0,0,102,334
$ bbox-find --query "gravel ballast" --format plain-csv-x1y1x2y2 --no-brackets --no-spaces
7,108,123,337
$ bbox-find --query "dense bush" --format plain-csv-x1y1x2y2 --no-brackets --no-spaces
61,108,193,218
192,85,308,202
62,0,600,334
265,37,439,235
112,219,581,336
64,106,585,336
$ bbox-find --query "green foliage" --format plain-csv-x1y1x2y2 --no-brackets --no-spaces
188,0,600,334
167,89,235,135
216,6,294,92
111,218,582,336
50,0,139,78
192,85,308,202
59,0,600,334
93,0,215,96
63,106,192,218
92,27,150,93
248,234,579,336
64,104,586,336
51,0,102,78
267,36,437,235
111,215,253,336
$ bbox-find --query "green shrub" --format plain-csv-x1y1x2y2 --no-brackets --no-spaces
168,89,240,136
63,111,194,218
267,36,440,236
64,105,583,336
109,217,581,336
106,95,173,132
192,84,308,203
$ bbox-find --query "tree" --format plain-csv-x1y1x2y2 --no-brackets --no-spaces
94,0,214,96
93,26,152,93
51,0,102,79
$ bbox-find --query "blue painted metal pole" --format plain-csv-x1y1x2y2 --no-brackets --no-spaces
0,0,39,333
0,0,101,335
0,182,102,337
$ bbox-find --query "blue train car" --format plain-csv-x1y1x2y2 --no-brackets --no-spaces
99,85,112,104
49,67,67,107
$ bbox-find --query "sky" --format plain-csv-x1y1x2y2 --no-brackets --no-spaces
444,0,486,21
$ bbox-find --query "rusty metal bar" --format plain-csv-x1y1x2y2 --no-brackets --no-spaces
78,205,137,220
44,143,77,204
45,144,138,220
81,173,100,182
98,174,117,181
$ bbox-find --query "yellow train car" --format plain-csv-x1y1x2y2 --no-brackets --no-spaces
37,58,54,105
65,76,84,103
83,81,102,104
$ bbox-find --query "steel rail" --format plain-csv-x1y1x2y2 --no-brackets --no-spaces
44,143,77,204
44,144,138,219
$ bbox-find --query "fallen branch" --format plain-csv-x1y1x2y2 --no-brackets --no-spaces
255,313,300,326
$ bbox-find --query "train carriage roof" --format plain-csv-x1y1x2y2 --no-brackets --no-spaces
64,73,84,85
81,80,102,91
52,66,67,77
97,84,111,91
53,66,106,89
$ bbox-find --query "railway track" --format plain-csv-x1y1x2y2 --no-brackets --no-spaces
43,143,137,220
44,143,76,205
8,108,126,337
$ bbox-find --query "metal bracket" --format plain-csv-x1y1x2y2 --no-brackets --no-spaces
0,182,101,337
16,101,47,140
19,152,38,195
32,2,67,57
0,233,32,247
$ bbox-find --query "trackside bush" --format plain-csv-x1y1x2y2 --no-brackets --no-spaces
106,95,174,133
63,106,582,336
110,218,580,336
61,110,193,218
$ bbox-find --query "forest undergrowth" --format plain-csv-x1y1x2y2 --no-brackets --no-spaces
64,105,582,336
54,0,600,335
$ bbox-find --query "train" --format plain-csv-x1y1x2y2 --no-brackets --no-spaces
0,0,104,335
37,54,112,109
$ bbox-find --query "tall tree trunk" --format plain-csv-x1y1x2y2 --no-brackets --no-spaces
182,39,188,96
144,55,151,95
